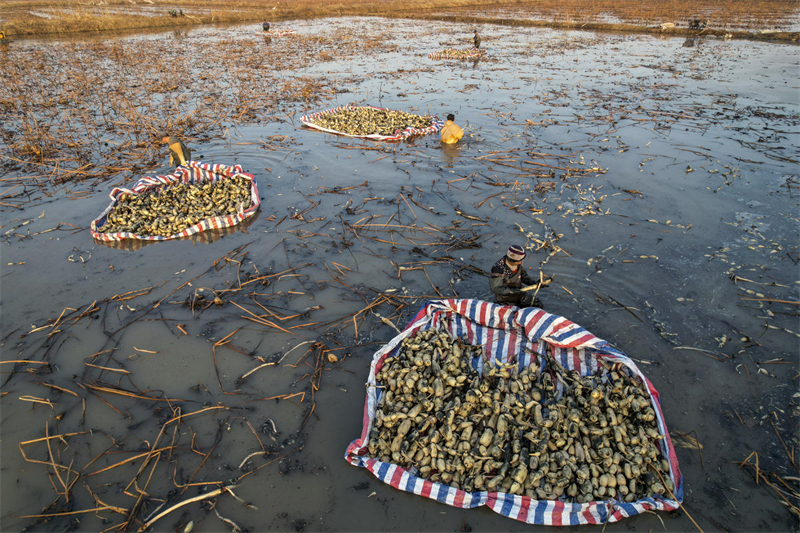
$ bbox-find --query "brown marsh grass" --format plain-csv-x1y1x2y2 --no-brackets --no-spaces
1,0,799,37
0,32,365,194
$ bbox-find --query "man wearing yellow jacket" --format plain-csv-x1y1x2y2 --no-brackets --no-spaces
440,114,464,144
160,134,192,167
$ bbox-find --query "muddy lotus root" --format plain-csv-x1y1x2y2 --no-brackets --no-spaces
368,328,674,502
98,177,252,237
308,107,434,137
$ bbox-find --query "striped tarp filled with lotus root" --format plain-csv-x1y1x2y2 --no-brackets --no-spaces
90,161,260,242
301,105,443,141
429,48,485,60
345,298,683,525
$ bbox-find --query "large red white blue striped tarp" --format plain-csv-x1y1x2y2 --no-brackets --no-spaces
345,298,684,525
300,105,443,142
90,161,260,242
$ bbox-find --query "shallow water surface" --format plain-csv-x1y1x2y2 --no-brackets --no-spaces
1,17,798,533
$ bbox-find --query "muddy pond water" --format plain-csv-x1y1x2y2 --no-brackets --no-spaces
1,16,798,533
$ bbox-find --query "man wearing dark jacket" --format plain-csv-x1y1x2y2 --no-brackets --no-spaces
489,245,548,308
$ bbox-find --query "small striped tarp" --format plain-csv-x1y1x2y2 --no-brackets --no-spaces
345,298,684,525
90,161,260,242
300,105,443,142
429,48,485,60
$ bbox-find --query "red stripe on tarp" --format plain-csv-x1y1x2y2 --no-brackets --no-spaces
563,332,596,349
581,503,596,524
452,489,464,508
516,496,530,523
551,501,564,526
548,318,573,337
389,465,405,488
523,309,546,337
478,299,488,328
420,479,433,499
505,326,518,364
572,348,582,376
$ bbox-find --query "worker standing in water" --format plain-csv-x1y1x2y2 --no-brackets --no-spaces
440,114,464,144
489,245,551,308
160,134,192,167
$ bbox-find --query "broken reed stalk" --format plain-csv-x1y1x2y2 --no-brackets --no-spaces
18,430,88,501
245,419,266,454
124,405,229,496
239,340,316,383
232,442,303,485
737,452,800,517
231,301,294,334
178,419,227,494
592,290,643,323
121,451,163,529
136,485,236,532
83,446,176,478
211,327,244,394
672,346,728,361
677,429,704,468
769,415,798,472
80,382,183,402
249,391,305,402
301,343,329,431
18,504,129,519
45,421,74,502
36,381,79,396
648,464,704,533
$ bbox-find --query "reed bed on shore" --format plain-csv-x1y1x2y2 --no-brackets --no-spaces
1,0,798,37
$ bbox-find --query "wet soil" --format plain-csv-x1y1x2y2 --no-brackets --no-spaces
1,17,798,533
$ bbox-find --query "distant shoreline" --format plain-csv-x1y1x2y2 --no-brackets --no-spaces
1,0,798,42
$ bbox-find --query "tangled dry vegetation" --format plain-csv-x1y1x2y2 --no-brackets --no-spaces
0,31,400,205
1,0,798,37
